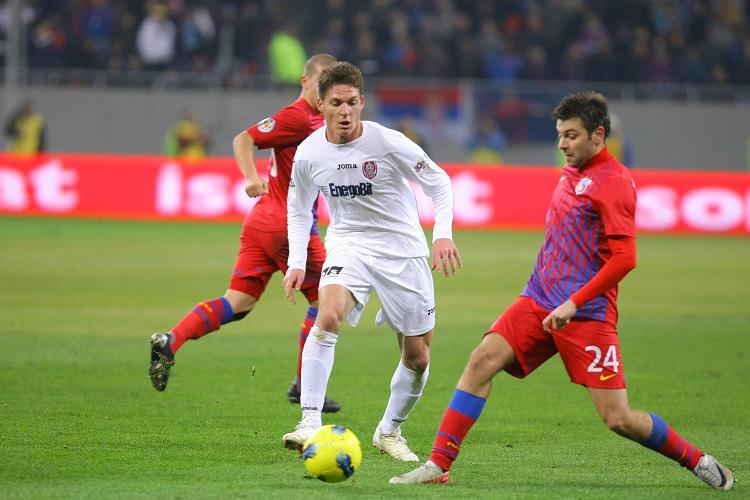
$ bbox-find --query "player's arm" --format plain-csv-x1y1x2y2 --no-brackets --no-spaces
232,131,268,198
284,158,317,304
402,144,462,277
543,237,636,332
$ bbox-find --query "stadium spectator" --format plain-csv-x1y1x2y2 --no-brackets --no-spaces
267,21,307,86
164,110,211,161
135,3,176,71
78,0,114,69
177,5,216,69
390,91,735,491
467,117,506,164
29,15,67,69
148,54,343,416
395,115,429,154
4,100,46,156
281,61,462,461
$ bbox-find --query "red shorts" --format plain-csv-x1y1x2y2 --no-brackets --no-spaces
487,296,626,389
229,228,325,303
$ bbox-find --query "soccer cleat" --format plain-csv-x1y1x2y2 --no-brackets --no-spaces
287,382,342,413
282,422,319,452
372,427,420,462
693,454,735,490
149,332,175,392
389,460,450,484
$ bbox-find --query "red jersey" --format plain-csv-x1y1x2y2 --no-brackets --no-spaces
522,148,636,323
244,97,323,233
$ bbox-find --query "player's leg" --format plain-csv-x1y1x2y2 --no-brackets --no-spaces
148,229,273,391
391,297,555,484
149,290,259,391
282,283,357,451
285,235,341,413
559,320,734,490
588,387,735,490
373,331,432,461
170,290,258,353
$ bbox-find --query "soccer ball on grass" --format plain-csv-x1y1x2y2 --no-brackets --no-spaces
302,425,362,483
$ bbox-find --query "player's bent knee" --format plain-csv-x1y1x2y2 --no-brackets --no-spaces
467,344,502,375
402,353,430,373
314,308,345,333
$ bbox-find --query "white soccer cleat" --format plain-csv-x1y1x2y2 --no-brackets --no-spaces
372,427,419,462
693,454,735,490
389,460,449,484
282,422,318,453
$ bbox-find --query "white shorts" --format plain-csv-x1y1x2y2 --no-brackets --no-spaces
319,248,436,336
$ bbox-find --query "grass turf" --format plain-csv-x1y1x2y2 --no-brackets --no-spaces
0,217,747,498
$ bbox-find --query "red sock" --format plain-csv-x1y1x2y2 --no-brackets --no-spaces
171,297,233,353
296,307,318,379
429,389,486,471
642,413,703,470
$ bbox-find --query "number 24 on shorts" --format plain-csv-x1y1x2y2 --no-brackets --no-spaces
585,345,620,373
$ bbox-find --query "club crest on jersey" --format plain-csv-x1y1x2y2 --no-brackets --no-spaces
575,177,593,195
415,160,427,173
362,160,378,179
257,117,275,133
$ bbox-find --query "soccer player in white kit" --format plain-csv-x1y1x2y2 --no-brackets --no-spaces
282,62,462,461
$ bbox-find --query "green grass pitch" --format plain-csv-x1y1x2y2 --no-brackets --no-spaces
0,217,748,498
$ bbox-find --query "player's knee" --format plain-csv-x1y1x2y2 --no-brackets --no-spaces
466,344,497,374
314,308,344,332
402,352,430,373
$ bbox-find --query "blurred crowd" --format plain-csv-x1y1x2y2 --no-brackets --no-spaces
1,0,749,86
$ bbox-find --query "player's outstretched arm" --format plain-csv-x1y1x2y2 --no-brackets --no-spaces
283,268,306,305
431,238,462,277
232,131,268,198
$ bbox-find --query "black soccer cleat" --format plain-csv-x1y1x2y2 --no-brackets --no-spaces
287,382,342,413
149,332,175,392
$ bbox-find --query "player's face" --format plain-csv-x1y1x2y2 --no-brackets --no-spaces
556,118,604,169
319,84,365,144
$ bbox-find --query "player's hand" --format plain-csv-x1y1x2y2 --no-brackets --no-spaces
542,299,578,332
244,175,269,198
283,268,306,305
431,238,462,277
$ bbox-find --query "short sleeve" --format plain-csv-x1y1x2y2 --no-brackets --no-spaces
593,174,637,238
247,106,310,150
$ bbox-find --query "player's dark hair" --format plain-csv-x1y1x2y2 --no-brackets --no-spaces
318,62,364,100
552,91,611,139
304,53,337,78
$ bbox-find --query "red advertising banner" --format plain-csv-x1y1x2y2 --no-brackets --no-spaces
1,153,749,234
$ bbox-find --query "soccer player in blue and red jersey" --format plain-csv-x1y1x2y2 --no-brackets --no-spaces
390,91,735,490
148,54,341,413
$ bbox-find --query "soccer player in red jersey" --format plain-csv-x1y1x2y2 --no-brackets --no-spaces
391,91,735,490
149,54,342,413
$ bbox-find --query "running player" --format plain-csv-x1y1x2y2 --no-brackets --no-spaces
149,54,341,413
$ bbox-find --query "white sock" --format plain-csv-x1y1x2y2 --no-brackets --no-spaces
378,361,429,435
300,326,338,428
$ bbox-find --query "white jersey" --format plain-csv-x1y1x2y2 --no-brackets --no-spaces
287,120,454,270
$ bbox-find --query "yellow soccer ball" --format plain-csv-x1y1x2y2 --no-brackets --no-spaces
302,425,362,483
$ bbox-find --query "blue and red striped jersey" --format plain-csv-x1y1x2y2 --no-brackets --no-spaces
521,148,636,323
